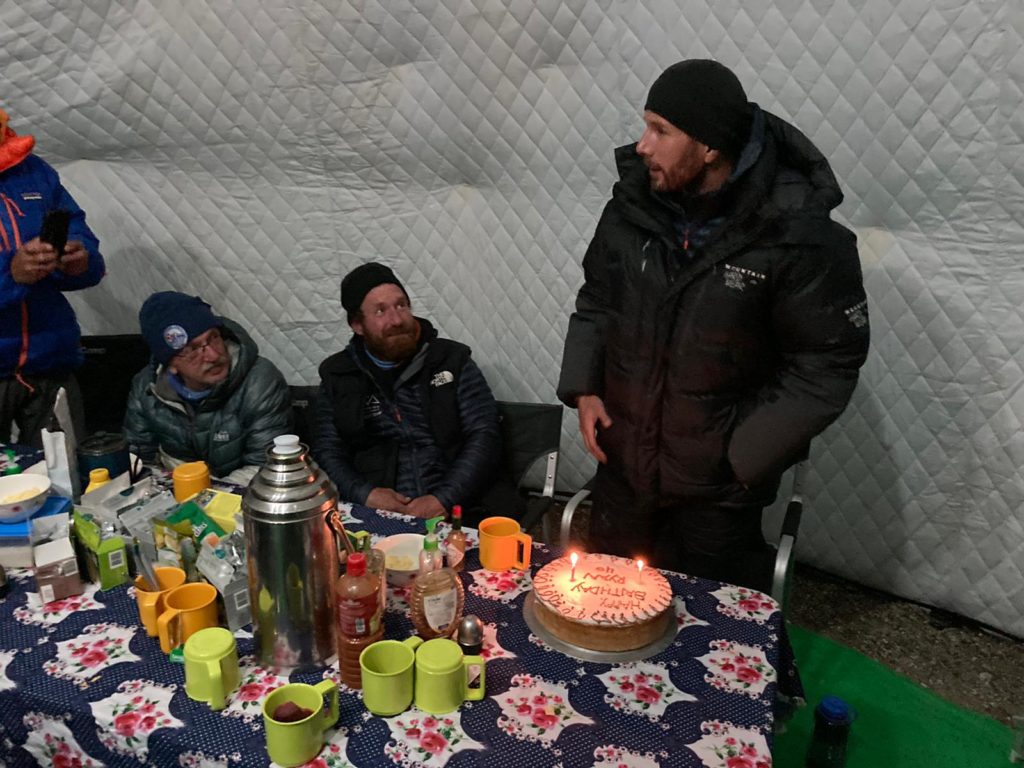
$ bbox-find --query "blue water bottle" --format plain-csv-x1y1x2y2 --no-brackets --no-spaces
806,695,853,768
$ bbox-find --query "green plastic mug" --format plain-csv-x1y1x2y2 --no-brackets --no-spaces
184,627,239,711
414,638,485,715
359,637,423,716
262,680,338,767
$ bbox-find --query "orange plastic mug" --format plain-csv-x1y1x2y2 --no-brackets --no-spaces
478,516,531,571
173,461,211,502
157,582,219,654
134,566,187,637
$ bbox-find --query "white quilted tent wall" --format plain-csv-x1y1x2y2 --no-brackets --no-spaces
3,0,1023,635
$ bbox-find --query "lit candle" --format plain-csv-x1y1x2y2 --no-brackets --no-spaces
570,551,578,581
636,558,645,583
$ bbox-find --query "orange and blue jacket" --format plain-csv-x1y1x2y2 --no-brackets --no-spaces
1,131,105,380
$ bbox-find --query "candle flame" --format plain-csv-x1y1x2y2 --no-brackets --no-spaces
636,559,645,573
570,551,579,567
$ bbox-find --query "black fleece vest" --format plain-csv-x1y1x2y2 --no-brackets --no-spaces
321,340,470,488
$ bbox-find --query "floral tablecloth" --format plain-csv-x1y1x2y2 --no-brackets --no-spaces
0,497,801,768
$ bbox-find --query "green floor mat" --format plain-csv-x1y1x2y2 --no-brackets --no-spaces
773,624,1012,768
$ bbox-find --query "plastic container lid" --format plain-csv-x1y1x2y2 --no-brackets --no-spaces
272,435,302,455
818,695,853,724
346,552,367,576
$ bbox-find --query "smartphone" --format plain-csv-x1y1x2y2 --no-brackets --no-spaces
39,209,71,257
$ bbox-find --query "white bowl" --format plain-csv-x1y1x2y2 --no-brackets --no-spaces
377,533,424,586
0,474,52,523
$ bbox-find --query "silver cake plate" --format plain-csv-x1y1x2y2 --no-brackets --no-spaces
522,592,678,664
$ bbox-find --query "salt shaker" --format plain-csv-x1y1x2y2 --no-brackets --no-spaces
806,695,854,768
457,614,484,656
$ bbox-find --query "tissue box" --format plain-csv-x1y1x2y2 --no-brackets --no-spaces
34,537,83,604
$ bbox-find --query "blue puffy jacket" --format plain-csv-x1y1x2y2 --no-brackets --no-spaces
1,153,105,378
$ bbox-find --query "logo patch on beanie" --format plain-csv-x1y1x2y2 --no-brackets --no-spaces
162,325,189,351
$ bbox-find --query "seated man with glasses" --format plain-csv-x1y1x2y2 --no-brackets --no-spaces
313,262,503,524
124,291,290,483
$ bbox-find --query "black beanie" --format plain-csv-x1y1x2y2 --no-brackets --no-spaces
341,262,408,315
644,59,752,156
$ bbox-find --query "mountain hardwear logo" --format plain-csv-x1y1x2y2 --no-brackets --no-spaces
723,264,766,292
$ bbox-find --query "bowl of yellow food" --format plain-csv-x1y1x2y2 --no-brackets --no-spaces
0,474,52,522
377,533,424,586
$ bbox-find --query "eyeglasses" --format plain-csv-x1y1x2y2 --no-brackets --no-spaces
175,329,223,363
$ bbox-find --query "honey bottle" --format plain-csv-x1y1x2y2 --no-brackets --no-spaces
410,516,464,639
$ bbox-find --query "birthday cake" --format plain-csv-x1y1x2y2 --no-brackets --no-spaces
531,553,673,652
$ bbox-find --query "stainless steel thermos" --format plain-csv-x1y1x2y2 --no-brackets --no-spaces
242,435,337,669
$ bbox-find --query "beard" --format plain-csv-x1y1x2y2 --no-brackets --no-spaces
363,321,421,362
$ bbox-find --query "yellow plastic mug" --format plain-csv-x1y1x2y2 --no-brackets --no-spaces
172,461,211,502
184,627,240,711
134,566,186,637
156,582,219,654
263,681,339,767
478,516,531,571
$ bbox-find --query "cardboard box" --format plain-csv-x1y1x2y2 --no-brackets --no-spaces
190,488,242,534
72,510,128,590
0,496,72,569
34,537,83,604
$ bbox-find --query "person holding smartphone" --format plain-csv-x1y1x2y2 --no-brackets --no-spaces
0,108,105,447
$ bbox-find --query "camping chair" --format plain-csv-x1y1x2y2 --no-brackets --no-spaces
78,334,152,435
496,401,563,541
558,443,810,609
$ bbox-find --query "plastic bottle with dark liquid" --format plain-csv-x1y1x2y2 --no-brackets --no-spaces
806,695,854,768
335,552,383,689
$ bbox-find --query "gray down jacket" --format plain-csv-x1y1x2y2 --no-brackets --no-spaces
123,319,290,477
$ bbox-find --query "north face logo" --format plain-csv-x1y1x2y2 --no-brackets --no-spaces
430,371,454,387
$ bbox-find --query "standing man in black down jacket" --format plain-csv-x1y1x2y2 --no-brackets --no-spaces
557,59,870,592
314,263,503,525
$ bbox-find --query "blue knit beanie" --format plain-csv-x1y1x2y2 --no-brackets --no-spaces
139,291,222,365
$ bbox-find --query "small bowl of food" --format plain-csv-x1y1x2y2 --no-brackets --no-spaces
0,474,52,523
377,533,424,586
